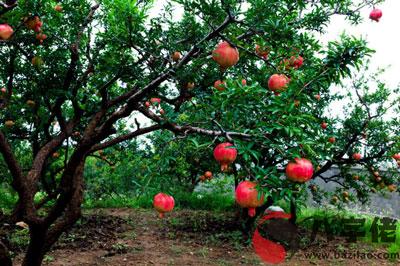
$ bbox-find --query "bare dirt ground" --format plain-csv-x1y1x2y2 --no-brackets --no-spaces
11,208,400,265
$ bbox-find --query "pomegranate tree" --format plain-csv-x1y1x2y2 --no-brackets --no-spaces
235,181,264,217
285,158,314,183
212,41,239,69
153,193,175,218
213,142,237,171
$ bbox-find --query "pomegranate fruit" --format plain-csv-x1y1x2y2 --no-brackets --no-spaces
172,51,181,62
5,120,15,128
392,154,400,160
388,184,397,192
285,158,314,183
213,142,237,171
353,175,360,181
26,100,35,107
204,171,213,179
54,4,63,12
291,55,303,69
186,82,195,89
32,56,44,67
212,41,239,69
268,74,289,93
241,79,247,86
235,180,264,217
1,87,6,94
36,33,47,44
352,153,362,161
145,101,150,108
328,137,336,143
159,109,165,115
255,44,269,59
314,94,321,101
213,80,226,91
150,98,161,105
0,24,13,40
25,16,43,32
369,8,382,22
321,122,327,130
153,193,175,218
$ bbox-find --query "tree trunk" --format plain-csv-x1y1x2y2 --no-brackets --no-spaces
21,161,85,266
0,241,12,266
22,226,47,266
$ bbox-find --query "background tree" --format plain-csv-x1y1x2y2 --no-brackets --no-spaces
0,0,398,265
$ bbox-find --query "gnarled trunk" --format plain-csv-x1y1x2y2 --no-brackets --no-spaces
20,161,85,266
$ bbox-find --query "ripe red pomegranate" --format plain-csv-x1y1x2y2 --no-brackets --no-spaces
314,94,321,101
352,153,362,161
268,74,289,93
159,109,165,115
1,87,6,94
150,98,161,104
213,142,237,171
212,41,239,69
290,55,304,69
241,79,247,86
328,137,336,143
204,171,213,180
153,193,175,218
36,33,47,44
392,154,400,160
0,24,13,40
213,80,226,91
145,101,150,108
25,16,43,32
255,44,269,59
321,122,327,130
285,158,314,183
369,8,382,22
235,180,264,217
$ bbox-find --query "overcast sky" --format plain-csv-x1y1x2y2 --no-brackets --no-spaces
322,0,400,88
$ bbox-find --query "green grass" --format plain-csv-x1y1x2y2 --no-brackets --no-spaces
297,206,400,256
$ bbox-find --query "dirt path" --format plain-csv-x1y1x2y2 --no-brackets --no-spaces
12,208,400,265
36,209,259,266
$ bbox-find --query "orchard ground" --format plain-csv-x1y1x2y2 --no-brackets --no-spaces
3,206,399,266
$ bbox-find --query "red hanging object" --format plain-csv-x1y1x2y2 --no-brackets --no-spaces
252,211,292,264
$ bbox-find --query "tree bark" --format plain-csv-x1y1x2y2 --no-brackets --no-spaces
0,241,12,266
22,225,47,266
21,161,85,266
